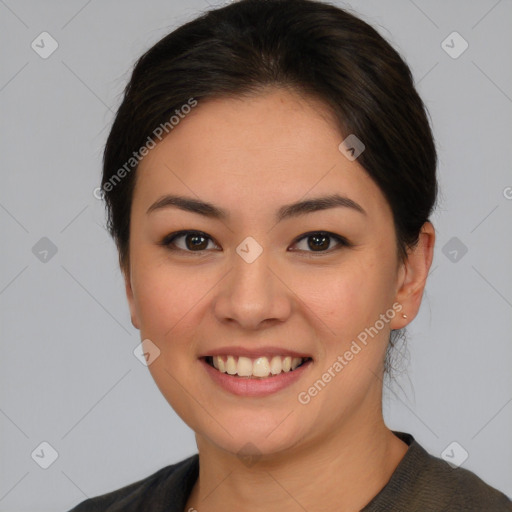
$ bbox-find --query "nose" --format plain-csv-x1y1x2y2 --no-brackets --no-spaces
213,246,292,330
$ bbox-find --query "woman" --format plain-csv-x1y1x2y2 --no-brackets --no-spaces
70,0,512,510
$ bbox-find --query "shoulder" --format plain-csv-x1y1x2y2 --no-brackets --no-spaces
415,449,512,511
67,453,199,512
364,432,512,512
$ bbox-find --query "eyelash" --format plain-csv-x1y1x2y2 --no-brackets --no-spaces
159,230,351,256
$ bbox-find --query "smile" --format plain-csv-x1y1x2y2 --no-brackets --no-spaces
205,355,313,379
200,355,314,397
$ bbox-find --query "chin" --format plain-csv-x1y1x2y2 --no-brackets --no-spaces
200,415,314,461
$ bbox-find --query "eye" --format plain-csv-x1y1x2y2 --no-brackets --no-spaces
160,230,220,254
290,231,351,254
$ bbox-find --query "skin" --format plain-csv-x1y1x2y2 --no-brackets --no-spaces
124,87,435,512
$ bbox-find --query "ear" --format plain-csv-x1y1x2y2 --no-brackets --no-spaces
123,265,141,330
390,221,435,329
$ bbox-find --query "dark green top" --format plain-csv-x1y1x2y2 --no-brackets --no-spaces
68,432,512,511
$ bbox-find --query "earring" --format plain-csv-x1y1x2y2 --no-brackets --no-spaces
402,314,408,319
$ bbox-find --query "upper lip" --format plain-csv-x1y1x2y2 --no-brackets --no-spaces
199,346,313,360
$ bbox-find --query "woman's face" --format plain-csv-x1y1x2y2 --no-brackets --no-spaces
125,88,423,458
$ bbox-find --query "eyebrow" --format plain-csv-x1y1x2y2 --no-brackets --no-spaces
146,193,366,221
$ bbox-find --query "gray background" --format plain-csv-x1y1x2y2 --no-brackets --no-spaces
1,0,511,510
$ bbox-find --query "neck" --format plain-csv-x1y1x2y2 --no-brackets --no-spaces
185,406,409,512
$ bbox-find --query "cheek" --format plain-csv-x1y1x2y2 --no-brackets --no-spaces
295,256,394,334
130,262,207,418
131,256,207,345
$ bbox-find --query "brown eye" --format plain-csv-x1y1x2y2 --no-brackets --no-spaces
161,231,218,253
307,233,330,251
290,231,350,254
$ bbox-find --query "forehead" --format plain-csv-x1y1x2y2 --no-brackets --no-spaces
133,88,390,221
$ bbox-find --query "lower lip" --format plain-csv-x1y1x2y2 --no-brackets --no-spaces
200,358,313,397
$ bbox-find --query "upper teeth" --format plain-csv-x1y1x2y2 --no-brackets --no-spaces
211,355,306,378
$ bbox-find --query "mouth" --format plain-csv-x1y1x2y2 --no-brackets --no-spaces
201,355,314,379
